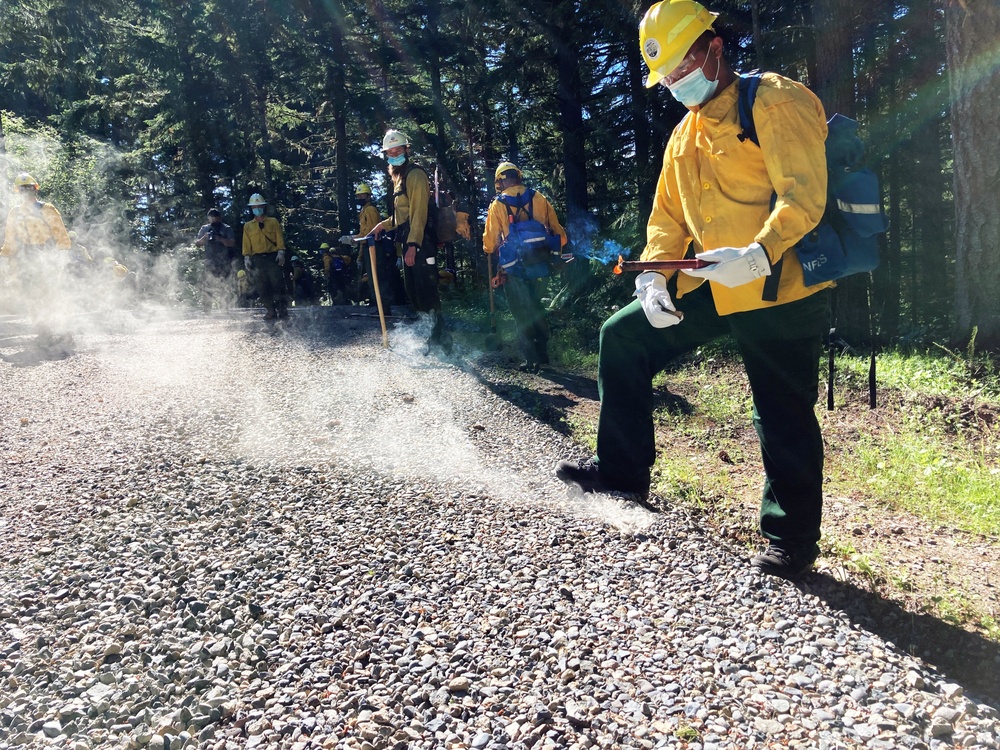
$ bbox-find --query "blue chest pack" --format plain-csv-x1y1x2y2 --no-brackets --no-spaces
738,72,888,293
497,189,561,279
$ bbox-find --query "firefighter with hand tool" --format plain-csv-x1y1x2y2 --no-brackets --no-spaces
242,193,289,321
372,129,452,354
556,0,832,581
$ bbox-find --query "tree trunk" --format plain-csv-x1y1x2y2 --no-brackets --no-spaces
947,0,1000,349
812,0,868,343
882,147,901,339
256,85,274,200
328,59,350,234
626,26,654,226
552,1,588,227
750,0,765,69
908,4,950,330
812,0,858,117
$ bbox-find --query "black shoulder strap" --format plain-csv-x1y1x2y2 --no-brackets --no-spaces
500,189,534,223
737,71,763,147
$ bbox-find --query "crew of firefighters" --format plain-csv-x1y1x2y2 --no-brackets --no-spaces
1,132,561,357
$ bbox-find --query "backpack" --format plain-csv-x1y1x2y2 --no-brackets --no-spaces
432,169,459,244
397,162,456,245
737,71,888,291
496,189,561,279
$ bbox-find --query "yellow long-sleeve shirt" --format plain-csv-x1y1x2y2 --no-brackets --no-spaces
359,204,381,237
1,200,72,257
242,216,285,256
645,72,830,315
482,186,568,254
374,164,430,247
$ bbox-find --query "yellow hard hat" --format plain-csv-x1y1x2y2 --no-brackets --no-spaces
494,162,522,182
237,269,246,278
640,0,718,89
320,242,331,249
355,183,372,196
14,172,40,189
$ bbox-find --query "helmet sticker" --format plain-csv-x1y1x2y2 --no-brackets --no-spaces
644,39,660,60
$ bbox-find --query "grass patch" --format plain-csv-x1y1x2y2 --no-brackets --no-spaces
849,432,1000,536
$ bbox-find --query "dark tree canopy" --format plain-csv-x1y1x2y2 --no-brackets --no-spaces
0,1,993,347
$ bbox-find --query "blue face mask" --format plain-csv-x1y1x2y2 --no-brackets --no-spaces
665,55,719,107
252,207,264,217
386,154,407,167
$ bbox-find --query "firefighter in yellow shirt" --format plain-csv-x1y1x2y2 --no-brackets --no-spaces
1,172,73,344
241,193,288,320
483,162,568,372
372,130,451,353
344,183,391,310
556,0,831,581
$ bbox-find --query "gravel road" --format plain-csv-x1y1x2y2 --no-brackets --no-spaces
1,307,999,750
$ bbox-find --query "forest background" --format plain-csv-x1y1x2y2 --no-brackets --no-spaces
1,0,999,349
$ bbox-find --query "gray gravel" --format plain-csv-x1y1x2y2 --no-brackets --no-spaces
1,306,999,750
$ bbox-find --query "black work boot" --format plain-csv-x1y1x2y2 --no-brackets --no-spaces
555,458,650,501
750,545,819,580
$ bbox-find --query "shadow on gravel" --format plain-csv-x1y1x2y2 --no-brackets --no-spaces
802,573,1000,706
0,342,75,367
467,363,697,437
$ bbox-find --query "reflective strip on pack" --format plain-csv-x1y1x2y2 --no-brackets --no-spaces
836,199,882,215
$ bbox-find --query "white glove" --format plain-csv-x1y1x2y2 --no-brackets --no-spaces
633,271,682,329
244,256,253,271
339,235,354,247
682,242,771,288
276,250,286,266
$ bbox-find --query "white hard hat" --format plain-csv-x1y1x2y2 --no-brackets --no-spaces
248,193,267,206
381,129,410,152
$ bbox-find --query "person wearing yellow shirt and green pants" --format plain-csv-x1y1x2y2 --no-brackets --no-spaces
373,130,451,353
483,162,568,372
1,172,73,345
556,0,832,580
242,193,288,321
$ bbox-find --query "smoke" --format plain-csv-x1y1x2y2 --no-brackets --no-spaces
0,127,240,351
565,214,636,266
2,126,654,531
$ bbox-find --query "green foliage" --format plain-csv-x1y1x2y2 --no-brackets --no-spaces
836,346,1000,399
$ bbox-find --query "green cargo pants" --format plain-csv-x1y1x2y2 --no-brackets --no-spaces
596,280,830,552
503,273,550,366
251,252,288,316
